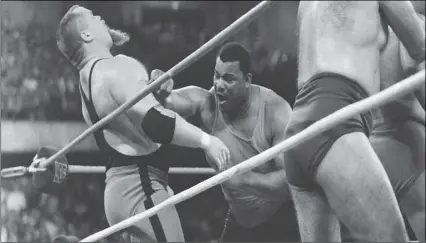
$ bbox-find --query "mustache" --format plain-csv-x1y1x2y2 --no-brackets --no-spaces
108,28,130,46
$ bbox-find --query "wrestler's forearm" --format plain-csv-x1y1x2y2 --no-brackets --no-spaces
172,114,209,149
157,92,191,118
242,170,290,201
380,1,425,62
159,87,205,119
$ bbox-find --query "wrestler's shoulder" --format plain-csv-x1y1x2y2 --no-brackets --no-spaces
101,55,148,81
261,86,292,115
113,54,147,68
103,55,147,74
256,85,287,105
186,85,215,111
185,85,213,97
256,84,273,93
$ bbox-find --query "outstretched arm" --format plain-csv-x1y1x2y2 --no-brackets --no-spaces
240,92,293,201
150,69,212,119
108,55,230,164
160,86,212,119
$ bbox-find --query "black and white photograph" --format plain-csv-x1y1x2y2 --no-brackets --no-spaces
1,1,424,242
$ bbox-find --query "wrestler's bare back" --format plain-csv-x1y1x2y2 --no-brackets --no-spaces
79,55,161,156
298,1,387,95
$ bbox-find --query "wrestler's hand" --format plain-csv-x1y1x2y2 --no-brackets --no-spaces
150,69,174,101
30,154,46,169
202,135,231,172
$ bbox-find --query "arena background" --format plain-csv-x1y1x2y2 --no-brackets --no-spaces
1,1,300,241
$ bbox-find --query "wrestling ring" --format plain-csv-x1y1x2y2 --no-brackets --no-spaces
1,1,424,242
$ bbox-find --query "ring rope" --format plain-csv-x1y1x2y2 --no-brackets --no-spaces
0,165,215,178
80,69,425,242
35,0,274,170
68,165,215,175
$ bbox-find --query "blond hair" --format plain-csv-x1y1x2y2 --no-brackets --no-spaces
56,5,88,66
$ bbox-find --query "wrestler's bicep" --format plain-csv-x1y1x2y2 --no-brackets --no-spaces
167,86,210,119
399,14,425,73
379,1,425,62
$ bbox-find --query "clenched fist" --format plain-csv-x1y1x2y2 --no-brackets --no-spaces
202,134,231,172
150,69,174,101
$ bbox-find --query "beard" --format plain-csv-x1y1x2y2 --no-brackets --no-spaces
109,28,130,46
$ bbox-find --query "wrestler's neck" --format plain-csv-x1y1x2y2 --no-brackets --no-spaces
223,86,252,121
76,45,113,71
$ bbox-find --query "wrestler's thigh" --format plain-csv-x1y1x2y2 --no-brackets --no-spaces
370,134,412,191
315,132,408,242
289,185,341,242
400,171,425,242
130,189,185,242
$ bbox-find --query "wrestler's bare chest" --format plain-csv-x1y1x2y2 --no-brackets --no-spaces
300,1,381,36
298,1,385,94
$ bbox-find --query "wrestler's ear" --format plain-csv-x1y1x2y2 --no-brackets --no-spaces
245,73,252,86
80,31,94,43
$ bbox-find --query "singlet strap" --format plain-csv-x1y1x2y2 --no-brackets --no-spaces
80,58,106,124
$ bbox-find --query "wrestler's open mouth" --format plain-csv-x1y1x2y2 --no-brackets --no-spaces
216,93,227,102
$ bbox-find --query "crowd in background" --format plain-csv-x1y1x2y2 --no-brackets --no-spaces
1,1,298,241
1,1,297,121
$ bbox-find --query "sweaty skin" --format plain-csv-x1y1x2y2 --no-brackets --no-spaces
151,71,293,229
79,55,162,156
55,6,231,241
165,85,292,228
79,55,188,242
290,1,425,242
342,19,426,242
371,20,425,242
378,21,425,126
80,55,230,164
298,1,424,95
297,1,386,94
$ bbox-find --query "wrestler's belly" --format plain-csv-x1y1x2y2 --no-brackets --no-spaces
222,187,282,228
298,38,382,96
300,52,380,96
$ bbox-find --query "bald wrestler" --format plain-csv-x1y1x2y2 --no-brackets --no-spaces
284,1,425,241
53,5,230,242
151,42,300,242
369,12,425,242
